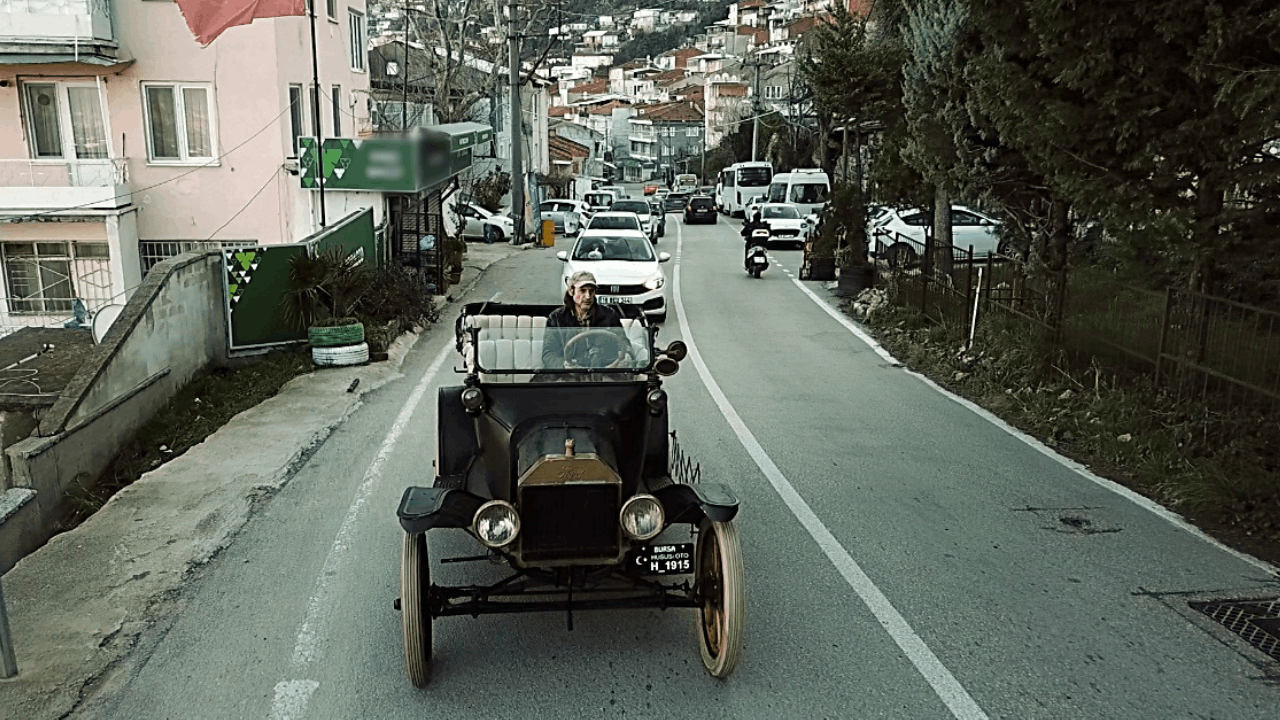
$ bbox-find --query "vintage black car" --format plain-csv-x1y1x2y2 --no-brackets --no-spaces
395,302,744,686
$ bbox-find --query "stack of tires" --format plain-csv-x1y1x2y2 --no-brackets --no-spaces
308,322,369,367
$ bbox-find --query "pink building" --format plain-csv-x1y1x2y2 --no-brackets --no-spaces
0,0,374,331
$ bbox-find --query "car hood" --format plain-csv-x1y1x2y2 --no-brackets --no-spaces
563,260,661,284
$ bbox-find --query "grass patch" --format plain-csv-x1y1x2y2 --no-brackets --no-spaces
852,292,1280,566
56,348,315,532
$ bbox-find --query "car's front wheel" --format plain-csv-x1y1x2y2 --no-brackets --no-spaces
695,518,745,678
484,225,503,244
401,531,433,687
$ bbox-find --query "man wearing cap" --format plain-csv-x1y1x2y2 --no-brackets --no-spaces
541,270,628,371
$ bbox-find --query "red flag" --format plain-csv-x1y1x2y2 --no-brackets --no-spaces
175,0,307,46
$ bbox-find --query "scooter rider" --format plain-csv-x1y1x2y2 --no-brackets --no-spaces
741,208,769,268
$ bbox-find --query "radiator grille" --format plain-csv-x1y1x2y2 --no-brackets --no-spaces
519,484,620,563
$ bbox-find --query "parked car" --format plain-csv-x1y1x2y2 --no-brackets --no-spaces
538,199,587,236
609,200,660,242
648,198,667,238
664,191,691,212
557,229,671,322
684,196,717,224
585,210,645,234
870,205,1003,266
757,203,810,247
452,202,515,243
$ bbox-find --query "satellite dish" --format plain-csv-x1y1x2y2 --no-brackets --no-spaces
91,304,125,344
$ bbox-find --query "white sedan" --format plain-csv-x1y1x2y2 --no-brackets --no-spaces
869,206,1003,264
757,203,811,247
451,202,515,243
557,229,671,322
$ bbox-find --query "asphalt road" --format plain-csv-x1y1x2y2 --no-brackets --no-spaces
90,214,1279,719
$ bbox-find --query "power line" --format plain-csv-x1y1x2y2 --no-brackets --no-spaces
1,101,298,225
207,166,284,240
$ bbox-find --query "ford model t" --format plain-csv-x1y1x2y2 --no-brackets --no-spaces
395,302,744,686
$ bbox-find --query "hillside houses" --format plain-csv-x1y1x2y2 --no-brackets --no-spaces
366,0,848,192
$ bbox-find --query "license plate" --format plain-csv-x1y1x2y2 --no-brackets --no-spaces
752,256,767,264
598,296,633,304
631,543,694,575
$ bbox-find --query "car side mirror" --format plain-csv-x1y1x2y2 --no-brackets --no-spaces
556,251,568,261
658,252,671,263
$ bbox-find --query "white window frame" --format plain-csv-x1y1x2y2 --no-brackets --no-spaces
140,82,218,165
21,80,113,162
331,84,342,137
326,0,337,21
288,83,306,157
348,10,367,72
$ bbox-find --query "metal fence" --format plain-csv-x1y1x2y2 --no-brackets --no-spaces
139,240,254,275
874,237,1280,415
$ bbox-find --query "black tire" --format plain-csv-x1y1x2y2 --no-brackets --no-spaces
484,225,502,244
695,519,745,678
401,532,432,687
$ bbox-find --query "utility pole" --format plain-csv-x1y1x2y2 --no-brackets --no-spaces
508,0,524,244
308,0,326,227
749,57,763,163
402,0,409,131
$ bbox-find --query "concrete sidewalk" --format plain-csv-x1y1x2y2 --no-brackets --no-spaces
0,241,524,719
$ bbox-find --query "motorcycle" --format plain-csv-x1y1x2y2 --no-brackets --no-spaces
746,228,770,278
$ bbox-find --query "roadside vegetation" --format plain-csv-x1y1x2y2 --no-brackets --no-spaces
845,288,1280,566
55,263,441,534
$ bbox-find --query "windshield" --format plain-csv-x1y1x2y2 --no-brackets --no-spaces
572,235,655,261
611,201,650,215
589,215,641,230
585,193,612,206
763,205,800,219
738,167,772,187
790,183,829,204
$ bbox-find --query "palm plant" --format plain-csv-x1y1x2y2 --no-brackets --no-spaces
280,245,374,330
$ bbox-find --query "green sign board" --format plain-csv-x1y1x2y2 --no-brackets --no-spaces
224,208,382,350
299,123,492,194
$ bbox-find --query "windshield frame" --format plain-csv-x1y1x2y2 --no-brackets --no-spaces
571,234,656,262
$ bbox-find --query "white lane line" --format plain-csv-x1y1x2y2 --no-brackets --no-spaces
673,232,988,719
788,276,1279,576
268,342,453,718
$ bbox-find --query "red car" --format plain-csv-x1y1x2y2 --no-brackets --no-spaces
643,184,659,195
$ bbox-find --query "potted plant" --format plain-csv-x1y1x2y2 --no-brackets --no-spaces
823,183,876,296
281,245,374,366
442,235,466,285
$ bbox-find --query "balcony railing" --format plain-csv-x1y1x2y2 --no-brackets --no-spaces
0,159,130,212
0,158,127,188
0,0,115,46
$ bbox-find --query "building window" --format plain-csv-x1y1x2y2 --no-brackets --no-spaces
326,0,336,20
289,84,305,155
22,82,109,161
686,126,699,137
349,10,366,71
2,242,84,314
142,83,215,162
331,86,342,137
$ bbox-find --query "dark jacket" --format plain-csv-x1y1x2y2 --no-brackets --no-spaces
541,302,624,369
742,217,769,247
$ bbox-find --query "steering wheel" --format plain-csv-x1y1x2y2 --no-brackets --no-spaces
562,328,628,368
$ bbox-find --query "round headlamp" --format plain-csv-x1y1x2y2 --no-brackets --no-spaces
664,340,688,362
619,494,664,541
460,387,485,413
472,500,520,548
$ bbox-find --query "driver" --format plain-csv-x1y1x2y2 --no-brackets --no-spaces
741,208,769,268
541,271,629,370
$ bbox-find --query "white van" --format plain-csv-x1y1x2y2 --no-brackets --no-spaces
766,169,830,218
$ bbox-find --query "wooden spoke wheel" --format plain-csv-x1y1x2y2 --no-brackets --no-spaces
401,531,433,687
695,519,745,678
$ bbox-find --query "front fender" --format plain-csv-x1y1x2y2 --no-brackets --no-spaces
397,486,486,534
653,482,739,525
